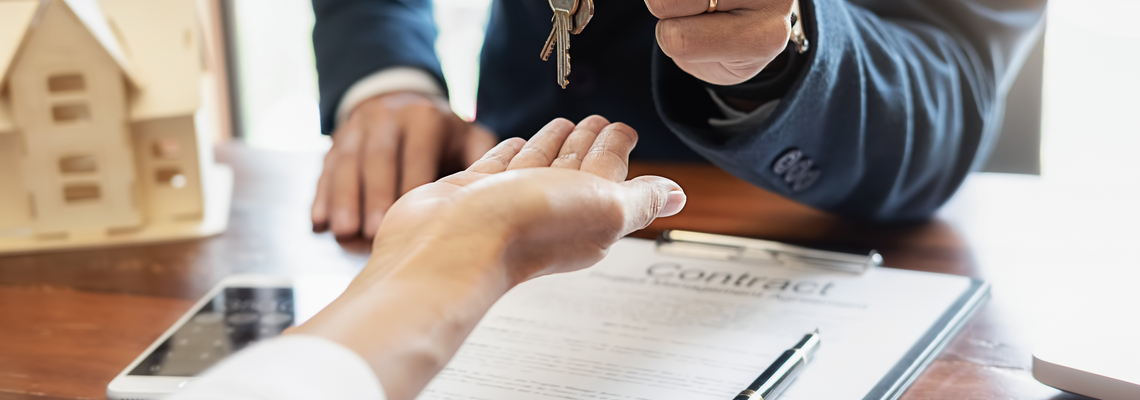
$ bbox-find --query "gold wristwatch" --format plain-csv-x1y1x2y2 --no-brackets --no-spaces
790,0,810,54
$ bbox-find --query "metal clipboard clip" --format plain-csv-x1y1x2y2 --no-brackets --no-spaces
655,230,882,274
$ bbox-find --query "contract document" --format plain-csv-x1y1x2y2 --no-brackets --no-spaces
417,238,987,400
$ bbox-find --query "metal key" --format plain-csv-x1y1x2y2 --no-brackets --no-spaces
571,0,593,35
540,22,558,62
540,0,593,73
547,0,578,88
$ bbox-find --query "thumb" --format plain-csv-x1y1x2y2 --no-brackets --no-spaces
618,176,687,235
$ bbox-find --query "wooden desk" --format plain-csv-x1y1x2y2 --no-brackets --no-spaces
1,143,1123,400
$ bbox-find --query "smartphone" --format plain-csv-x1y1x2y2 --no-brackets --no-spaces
106,274,350,399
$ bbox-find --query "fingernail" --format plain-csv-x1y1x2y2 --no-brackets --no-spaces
312,221,329,233
660,190,687,217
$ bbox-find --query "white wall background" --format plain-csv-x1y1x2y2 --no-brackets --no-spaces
1040,0,1140,183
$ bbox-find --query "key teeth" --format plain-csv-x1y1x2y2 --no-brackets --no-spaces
548,10,574,89
540,23,558,61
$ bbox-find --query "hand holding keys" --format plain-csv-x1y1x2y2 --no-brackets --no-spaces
646,0,808,86
541,0,594,88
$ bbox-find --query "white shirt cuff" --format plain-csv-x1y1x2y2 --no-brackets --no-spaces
170,335,386,400
336,67,445,125
706,88,781,130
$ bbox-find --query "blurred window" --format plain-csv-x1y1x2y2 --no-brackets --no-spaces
228,0,492,152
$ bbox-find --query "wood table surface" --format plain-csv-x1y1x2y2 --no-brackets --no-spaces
3,142,1135,400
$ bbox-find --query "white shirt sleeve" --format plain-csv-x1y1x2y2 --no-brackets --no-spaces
705,88,781,130
336,67,445,125
169,335,387,400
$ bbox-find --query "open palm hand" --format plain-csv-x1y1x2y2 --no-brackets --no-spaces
366,116,687,285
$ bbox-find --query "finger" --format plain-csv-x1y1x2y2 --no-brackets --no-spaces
436,170,492,187
618,176,687,235
440,121,497,174
462,124,499,167
328,121,366,238
671,58,760,86
580,123,639,182
656,11,790,63
506,118,576,169
399,106,447,196
644,0,756,19
360,115,401,238
551,115,609,170
311,151,336,232
467,138,528,174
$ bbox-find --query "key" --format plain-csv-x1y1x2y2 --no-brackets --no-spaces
541,0,592,61
540,0,591,88
548,0,577,88
540,22,557,62
556,13,570,89
571,0,593,35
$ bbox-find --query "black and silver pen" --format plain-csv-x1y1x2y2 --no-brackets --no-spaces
733,329,821,400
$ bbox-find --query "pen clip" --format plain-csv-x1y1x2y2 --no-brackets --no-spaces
655,230,881,274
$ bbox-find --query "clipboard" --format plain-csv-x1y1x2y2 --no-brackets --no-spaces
867,277,989,400
656,230,883,274
417,235,990,400
656,230,990,400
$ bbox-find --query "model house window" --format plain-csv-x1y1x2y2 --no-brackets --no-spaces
52,103,92,124
63,183,101,203
47,74,86,93
152,139,181,159
59,155,98,173
155,167,187,188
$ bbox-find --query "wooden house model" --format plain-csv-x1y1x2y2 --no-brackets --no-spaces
0,0,232,254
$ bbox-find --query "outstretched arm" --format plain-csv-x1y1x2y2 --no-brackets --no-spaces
171,117,686,400
650,0,1046,221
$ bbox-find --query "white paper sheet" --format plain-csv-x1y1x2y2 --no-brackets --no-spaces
417,239,972,400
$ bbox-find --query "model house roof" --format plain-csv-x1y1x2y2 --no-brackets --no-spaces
99,0,203,120
0,0,140,87
0,0,38,134
0,0,203,126
0,1,38,89
63,0,141,83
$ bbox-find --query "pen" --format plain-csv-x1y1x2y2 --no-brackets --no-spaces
733,329,821,400
657,230,881,274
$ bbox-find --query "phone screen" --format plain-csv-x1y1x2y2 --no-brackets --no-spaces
128,287,294,376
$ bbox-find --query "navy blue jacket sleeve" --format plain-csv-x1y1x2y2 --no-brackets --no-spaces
652,0,1046,222
311,0,445,134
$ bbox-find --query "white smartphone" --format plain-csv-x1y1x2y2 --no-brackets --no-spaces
106,274,351,399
